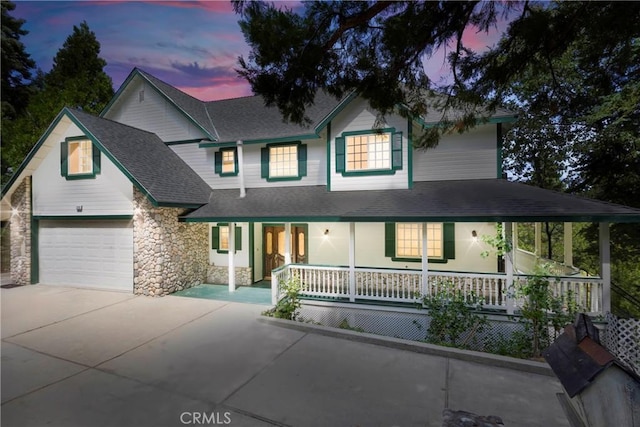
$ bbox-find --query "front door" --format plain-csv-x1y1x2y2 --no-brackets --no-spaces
263,225,307,278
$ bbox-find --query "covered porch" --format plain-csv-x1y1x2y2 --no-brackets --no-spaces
271,263,604,314
181,179,640,317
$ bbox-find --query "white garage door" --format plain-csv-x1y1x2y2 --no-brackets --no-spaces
39,220,133,291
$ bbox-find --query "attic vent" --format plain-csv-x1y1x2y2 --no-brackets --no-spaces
139,90,145,103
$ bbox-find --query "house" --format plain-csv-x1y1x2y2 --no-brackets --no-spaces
2,68,640,314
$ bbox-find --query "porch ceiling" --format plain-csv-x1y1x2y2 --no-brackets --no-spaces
181,179,640,223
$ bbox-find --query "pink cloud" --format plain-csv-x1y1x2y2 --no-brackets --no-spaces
76,0,234,13
138,1,234,13
179,81,252,101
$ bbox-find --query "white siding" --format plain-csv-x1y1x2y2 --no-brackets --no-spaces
247,221,498,274
243,139,326,189
413,124,498,181
170,143,218,185
330,98,410,191
351,222,498,273
104,77,209,142
33,125,133,217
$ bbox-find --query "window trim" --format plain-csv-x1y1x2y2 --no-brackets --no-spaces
261,141,307,182
60,136,101,180
211,223,242,254
214,147,239,177
384,222,455,263
335,128,402,176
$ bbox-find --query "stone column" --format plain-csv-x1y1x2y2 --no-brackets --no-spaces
10,178,31,285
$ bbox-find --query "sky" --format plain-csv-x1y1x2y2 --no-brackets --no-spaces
12,1,508,102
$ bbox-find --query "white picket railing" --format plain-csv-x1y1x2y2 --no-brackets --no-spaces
271,264,604,315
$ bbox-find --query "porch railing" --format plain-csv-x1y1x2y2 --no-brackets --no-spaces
271,264,604,315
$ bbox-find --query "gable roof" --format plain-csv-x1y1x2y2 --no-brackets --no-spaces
182,179,640,223
102,68,219,141
1,108,211,208
105,69,514,148
203,91,348,145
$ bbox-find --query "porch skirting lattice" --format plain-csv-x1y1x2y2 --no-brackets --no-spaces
603,312,640,375
297,301,527,353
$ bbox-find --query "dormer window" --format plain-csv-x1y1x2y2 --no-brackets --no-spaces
347,133,391,171
60,137,100,180
335,128,403,176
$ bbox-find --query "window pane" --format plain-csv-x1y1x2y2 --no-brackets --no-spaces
346,133,390,171
269,145,298,177
221,150,235,173
396,223,443,258
219,226,229,251
68,140,93,175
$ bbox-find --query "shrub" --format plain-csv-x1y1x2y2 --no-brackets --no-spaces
262,275,302,320
421,280,488,349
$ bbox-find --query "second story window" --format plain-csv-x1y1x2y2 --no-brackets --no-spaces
69,140,93,175
347,133,390,171
336,128,402,176
214,148,238,176
60,137,101,180
269,144,298,177
261,142,307,181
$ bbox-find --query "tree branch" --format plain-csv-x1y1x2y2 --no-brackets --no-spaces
323,1,395,50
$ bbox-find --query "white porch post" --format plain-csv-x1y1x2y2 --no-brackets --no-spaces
504,222,515,314
421,222,429,297
228,222,236,292
284,222,292,265
564,222,573,267
534,222,542,256
599,222,611,313
349,222,356,302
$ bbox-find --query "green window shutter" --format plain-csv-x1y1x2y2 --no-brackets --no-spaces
92,144,101,175
261,147,269,179
234,226,242,252
443,222,455,260
214,151,222,174
211,226,219,250
298,144,307,177
60,141,68,177
384,222,396,258
392,131,403,170
335,136,345,173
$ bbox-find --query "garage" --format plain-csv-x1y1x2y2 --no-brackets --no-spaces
38,220,134,291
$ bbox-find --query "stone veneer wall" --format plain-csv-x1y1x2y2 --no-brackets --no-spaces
10,178,31,285
207,265,253,286
133,188,208,296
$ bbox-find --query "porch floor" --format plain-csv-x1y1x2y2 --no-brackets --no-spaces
173,282,272,305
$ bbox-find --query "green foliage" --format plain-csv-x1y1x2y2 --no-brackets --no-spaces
262,275,302,321
2,20,114,185
485,330,533,360
421,281,488,349
338,319,364,333
516,266,579,358
1,1,35,120
234,0,519,147
480,223,511,259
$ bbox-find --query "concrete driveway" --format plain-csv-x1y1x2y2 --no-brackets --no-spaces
1,285,569,427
